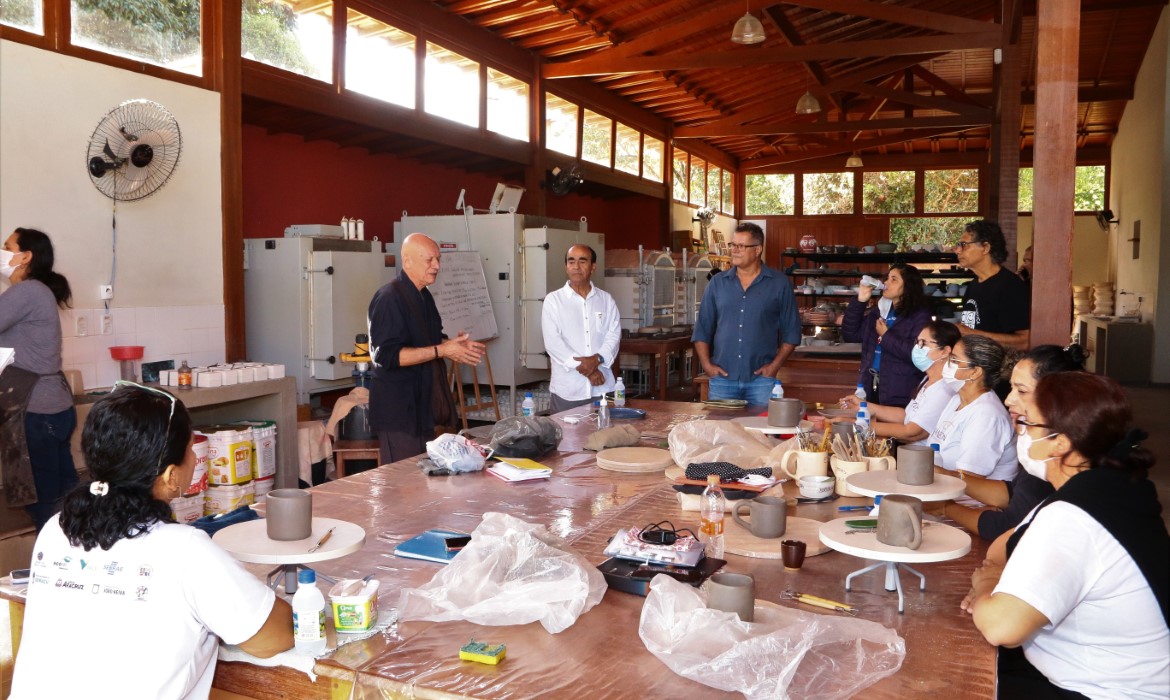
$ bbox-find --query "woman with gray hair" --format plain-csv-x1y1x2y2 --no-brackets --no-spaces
927,335,1018,481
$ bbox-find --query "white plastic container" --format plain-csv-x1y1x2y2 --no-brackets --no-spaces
521,392,535,417
203,482,254,516
169,494,203,524
614,377,626,407
252,475,275,502
198,425,254,485
293,570,327,655
184,434,210,496
329,579,379,632
234,420,277,479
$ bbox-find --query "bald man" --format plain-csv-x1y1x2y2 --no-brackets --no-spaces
368,233,485,464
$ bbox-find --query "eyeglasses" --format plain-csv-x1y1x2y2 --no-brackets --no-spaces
953,240,984,250
1014,416,1054,436
727,243,761,251
946,356,974,367
914,339,940,349
113,380,177,471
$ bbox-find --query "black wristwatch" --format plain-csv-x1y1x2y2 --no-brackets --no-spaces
595,353,604,365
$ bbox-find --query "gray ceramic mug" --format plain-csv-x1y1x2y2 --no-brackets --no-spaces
732,496,787,538
767,398,804,427
897,445,935,485
266,489,313,541
877,494,923,549
706,573,755,622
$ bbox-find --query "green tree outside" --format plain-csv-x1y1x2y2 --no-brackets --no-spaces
744,173,794,215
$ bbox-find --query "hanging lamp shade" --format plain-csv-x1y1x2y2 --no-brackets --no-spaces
795,90,822,114
731,13,766,44
845,153,864,168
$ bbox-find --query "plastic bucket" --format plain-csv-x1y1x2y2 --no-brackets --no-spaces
185,434,210,496
203,482,255,516
234,420,277,479
197,425,253,485
170,494,203,524
252,475,275,502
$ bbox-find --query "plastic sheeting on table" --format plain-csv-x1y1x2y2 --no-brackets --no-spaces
668,419,777,470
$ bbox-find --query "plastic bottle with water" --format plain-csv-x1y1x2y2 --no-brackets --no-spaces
856,402,870,430
597,395,611,429
614,377,626,407
931,443,943,467
699,475,725,559
521,392,535,417
771,379,784,399
854,383,867,402
292,569,327,655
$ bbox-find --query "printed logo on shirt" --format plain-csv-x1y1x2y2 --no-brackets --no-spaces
31,574,49,586
55,579,84,591
102,586,126,597
79,559,88,570
960,301,979,330
91,584,100,595
103,561,124,576
34,551,44,566
50,557,73,571
138,566,152,578
136,586,149,601
933,418,955,443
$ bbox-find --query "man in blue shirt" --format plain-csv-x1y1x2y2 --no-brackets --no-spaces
692,222,802,406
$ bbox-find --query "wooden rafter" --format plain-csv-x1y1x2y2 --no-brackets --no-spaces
783,0,997,34
676,114,988,138
910,65,993,108
763,5,843,111
742,126,978,169
849,80,992,116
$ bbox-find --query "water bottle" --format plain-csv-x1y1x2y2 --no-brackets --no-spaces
521,392,535,417
699,475,725,559
292,569,327,655
856,401,870,430
771,379,784,399
597,395,611,429
614,377,626,407
931,443,943,467
854,383,867,402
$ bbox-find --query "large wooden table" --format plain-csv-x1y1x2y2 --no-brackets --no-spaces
618,335,694,399
206,400,994,699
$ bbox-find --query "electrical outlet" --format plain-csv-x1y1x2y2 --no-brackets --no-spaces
75,315,88,337
100,312,113,335
99,285,114,300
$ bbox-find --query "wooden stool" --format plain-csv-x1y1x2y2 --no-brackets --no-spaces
332,439,380,479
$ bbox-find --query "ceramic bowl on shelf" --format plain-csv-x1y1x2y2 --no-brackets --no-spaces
875,243,897,253
861,246,876,254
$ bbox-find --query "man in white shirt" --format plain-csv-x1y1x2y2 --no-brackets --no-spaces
542,245,621,413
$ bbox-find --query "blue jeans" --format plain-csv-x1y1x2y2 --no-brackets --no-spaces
25,408,79,530
708,375,775,407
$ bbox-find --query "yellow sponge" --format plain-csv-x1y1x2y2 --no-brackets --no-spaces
459,641,506,665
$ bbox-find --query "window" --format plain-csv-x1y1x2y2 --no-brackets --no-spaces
487,69,529,141
1074,165,1106,211
745,174,795,215
1,0,42,34
72,0,203,75
803,172,854,215
924,169,978,213
707,167,722,211
722,171,733,214
689,158,706,205
643,136,664,182
242,0,332,82
1018,167,1034,213
581,109,612,167
863,171,915,214
890,217,968,250
545,93,577,156
425,42,479,127
345,12,415,108
614,123,640,175
672,150,689,201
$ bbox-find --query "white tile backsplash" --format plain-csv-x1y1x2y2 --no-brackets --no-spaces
59,305,226,390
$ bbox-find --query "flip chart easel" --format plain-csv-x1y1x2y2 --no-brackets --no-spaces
448,341,501,430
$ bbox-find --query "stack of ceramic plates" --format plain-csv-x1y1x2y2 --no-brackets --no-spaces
1092,282,1114,316
1072,285,1092,316
803,309,833,325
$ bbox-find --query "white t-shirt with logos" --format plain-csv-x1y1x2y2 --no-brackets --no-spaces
12,516,275,700
995,502,1169,699
902,378,957,445
929,390,1018,480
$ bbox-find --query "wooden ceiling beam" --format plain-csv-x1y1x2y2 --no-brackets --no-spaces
850,81,993,116
741,126,976,168
763,5,843,111
474,1,556,28
676,114,988,138
1019,0,1168,14
538,35,613,57
783,0,997,34
498,15,579,39
446,0,508,14
544,33,999,78
1020,83,1134,104
604,0,760,59
910,65,993,108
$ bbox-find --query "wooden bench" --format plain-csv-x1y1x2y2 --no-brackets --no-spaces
332,439,380,479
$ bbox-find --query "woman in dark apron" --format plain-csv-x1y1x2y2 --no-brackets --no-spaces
0,228,77,530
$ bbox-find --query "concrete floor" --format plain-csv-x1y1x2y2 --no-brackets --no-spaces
1126,386,1170,528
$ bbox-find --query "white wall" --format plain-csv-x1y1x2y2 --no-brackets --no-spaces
1109,8,1170,382
1016,215,1109,287
0,40,226,388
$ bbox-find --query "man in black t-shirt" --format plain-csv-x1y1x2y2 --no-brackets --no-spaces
953,220,1031,350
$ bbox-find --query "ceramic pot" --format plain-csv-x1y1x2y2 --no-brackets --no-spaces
877,494,923,549
896,445,934,485
799,234,818,253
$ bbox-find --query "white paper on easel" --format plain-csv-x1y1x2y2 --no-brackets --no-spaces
0,348,14,377
429,251,499,342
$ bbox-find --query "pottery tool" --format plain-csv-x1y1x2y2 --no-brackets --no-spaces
308,527,336,553
781,590,857,615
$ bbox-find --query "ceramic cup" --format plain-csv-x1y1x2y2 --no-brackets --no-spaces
781,540,807,570
798,474,835,499
266,488,313,541
767,398,804,428
781,450,830,481
706,573,755,622
732,496,787,538
877,494,923,549
864,455,895,472
830,455,867,497
896,445,935,486
830,421,856,442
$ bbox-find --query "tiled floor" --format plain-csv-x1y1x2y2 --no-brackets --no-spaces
1127,386,1170,528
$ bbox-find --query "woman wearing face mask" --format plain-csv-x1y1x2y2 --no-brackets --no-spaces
838,321,960,444
963,373,1168,699
927,335,1018,480
944,344,1086,539
0,228,77,530
840,263,932,407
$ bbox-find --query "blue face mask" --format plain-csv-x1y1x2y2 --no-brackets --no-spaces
911,345,935,372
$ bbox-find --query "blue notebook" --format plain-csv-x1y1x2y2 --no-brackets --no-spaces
394,529,467,564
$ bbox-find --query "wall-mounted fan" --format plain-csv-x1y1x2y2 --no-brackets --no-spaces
548,165,583,196
86,99,182,201
1095,209,1119,231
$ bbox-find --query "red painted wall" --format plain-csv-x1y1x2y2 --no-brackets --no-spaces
242,125,665,250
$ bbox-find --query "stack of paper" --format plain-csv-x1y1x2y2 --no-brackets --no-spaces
0,348,14,377
486,457,552,483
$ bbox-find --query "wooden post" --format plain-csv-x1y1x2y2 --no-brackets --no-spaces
1031,0,1079,346
214,0,246,360
988,0,1021,267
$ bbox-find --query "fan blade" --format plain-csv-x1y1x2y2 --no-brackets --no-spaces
103,139,118,161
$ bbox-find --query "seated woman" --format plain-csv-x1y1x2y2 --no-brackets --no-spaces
840,263,933,408
944,344,1086,540
964,373,1168,699
839,320,960,444
928,335,1017,481
11,383,293,699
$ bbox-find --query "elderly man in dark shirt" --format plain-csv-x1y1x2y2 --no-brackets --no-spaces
692,222,802,406
368,233,485,464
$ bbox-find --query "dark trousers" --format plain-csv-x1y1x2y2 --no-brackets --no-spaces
378,430,428,466
997,646,1089,700
24,407,79,530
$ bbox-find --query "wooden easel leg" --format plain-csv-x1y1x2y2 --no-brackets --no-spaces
483,353,500,420
449,361,469,432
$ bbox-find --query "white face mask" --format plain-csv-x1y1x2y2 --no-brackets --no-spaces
0,249,16,279
877,296,893,318
940,360,968,389
1017,430,1058,480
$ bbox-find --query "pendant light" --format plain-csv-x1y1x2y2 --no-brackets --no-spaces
845,152,864,168
795,91,822,114
731,0,765,45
